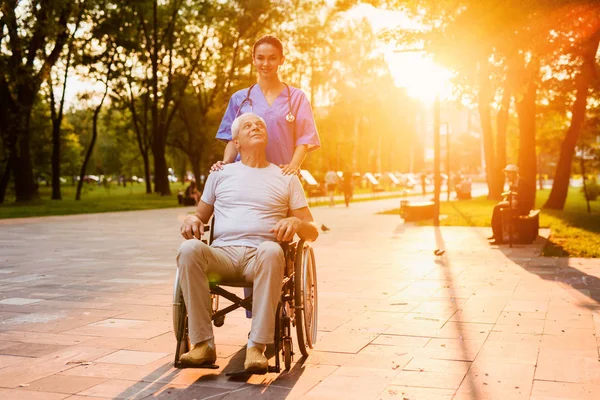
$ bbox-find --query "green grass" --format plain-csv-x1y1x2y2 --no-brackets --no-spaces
380,189,600,258
0,182,410,219
0,183,181,219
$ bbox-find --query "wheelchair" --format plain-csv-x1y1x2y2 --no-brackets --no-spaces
172,219,318,373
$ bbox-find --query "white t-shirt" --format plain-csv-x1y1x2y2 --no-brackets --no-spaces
325,170,338,185
201,162,308,248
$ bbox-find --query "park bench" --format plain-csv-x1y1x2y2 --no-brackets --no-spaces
501,209,540,244
400,200,435,222
177,193,196,206
365,172,384,194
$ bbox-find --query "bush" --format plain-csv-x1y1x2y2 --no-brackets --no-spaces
582,180,599,201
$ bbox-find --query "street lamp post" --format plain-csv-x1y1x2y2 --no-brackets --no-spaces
433,96,441,226
444,123,451,201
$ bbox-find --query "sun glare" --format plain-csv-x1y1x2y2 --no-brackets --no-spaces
348,4,454,105
387,51,454,104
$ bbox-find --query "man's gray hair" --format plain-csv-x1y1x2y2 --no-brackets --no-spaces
231,112,267,140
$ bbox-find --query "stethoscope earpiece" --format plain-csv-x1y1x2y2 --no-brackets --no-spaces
236,83,295,123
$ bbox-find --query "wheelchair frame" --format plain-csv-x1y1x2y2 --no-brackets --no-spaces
172,219,318,372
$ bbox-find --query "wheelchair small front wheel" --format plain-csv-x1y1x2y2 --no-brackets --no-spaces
213,315,225,327
283,337,292,370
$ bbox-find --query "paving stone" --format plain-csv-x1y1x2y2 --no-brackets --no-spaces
530,380,600,400
378,385,454,400
535,348,600,383
77,378,178,399
0,388,69,399
0,298,43,305
0,342,68,358
95,350,169,366
21,374,107,394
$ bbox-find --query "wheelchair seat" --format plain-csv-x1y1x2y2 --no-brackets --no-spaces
172,218,318,372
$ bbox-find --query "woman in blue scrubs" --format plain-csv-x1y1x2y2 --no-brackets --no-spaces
212,35,320,175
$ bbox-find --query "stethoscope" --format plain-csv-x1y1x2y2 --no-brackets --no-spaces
235,83,295,123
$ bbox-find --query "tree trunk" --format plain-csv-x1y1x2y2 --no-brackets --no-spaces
190,155,202,190
50,117,62,200
76,73,110,200
13,111,37,202
477,62,500,200
143,152,152,194
515,59,539,211
152,140,170,195
0,154,13,204
494,82,511,197
544,37,599,210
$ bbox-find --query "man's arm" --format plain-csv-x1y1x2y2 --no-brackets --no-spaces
181,200,214,240
271,206,319,242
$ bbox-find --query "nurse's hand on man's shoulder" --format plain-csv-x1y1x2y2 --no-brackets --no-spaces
279,164,299,176
210,161,227,173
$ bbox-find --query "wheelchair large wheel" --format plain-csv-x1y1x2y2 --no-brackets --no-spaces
294,243,318,357
172,269,190,364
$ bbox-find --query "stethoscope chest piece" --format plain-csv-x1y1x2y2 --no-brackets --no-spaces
285,113,295,123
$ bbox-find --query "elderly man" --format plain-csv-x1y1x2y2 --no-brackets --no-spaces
177,112,318,372
489,164,533,244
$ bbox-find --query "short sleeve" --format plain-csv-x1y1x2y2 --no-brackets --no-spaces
288,175,308,210
200,172,218,205
216,95,238,142
294,91,321,152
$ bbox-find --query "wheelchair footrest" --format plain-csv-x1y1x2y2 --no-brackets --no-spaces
225,365,279,377
175,361,219,369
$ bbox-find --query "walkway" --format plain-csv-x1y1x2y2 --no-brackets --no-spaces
0,198,599,399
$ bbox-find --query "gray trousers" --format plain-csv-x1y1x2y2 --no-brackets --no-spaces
176,240,285,345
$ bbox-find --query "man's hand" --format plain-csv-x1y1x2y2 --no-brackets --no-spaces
271,217,301,242
279,163,299,176
181,215,204,240
210,161,227,173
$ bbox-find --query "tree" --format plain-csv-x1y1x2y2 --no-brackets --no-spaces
47,15,83,200
544,31,600,209
75,48,115,200
0,0,86,202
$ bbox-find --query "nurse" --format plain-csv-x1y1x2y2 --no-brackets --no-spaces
212,35,320,175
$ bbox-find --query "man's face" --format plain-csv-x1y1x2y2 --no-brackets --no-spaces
505,171,518,182
234,115,268,152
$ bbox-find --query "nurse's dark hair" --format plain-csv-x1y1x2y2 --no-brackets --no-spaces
252,35,284,57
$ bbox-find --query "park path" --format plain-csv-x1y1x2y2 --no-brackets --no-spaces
0,199,599,399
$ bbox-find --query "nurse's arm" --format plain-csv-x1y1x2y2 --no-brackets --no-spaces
223,141,238,163
280,145,308,175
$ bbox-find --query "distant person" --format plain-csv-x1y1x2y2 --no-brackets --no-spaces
184,181,200,205
341,171,354,207
420,173,427,195
324,169,338,206
489,164,534,244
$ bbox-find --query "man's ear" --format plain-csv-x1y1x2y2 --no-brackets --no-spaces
233,139,240,151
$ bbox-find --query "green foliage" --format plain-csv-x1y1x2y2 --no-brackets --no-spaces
0,182,178,219
581,179,599,201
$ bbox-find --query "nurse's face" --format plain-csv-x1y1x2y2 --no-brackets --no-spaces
253,44,284,78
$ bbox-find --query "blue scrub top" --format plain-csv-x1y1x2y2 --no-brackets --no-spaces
216,85,321,166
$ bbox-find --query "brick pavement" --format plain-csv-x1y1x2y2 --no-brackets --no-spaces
0,199,599,399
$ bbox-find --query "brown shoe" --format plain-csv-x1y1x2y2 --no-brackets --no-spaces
244,346,268,372
179,341,216,366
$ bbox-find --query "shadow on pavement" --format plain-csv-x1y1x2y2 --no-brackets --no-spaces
113,345,307,399
498,239,600,308
434,225,482,400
